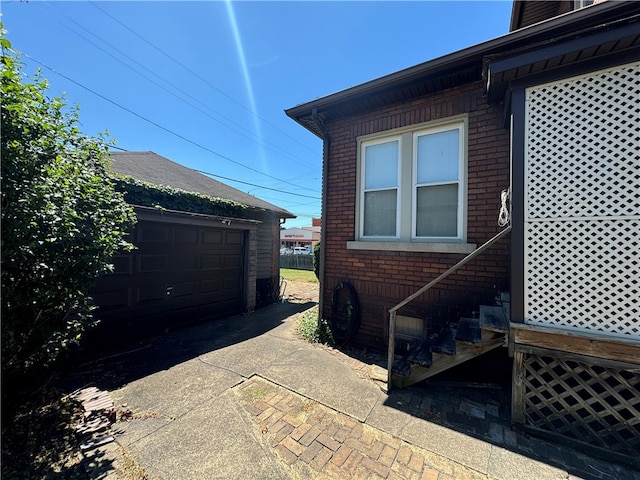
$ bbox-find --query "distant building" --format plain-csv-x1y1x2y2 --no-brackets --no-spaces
280,218,321,251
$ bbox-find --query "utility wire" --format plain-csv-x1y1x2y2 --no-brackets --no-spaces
20,51,314,191
107,144,128,152
41,4,316,177
89,1,318,157
195,169,320,200
109,144,317,199
16,2,321,210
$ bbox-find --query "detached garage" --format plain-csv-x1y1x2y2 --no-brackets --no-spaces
91,151,294,337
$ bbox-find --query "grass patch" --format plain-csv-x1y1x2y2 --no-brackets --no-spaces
297,306,333,345
239,384,269,404
281,268,318,284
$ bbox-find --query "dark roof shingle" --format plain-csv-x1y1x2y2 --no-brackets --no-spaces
109,151,294,218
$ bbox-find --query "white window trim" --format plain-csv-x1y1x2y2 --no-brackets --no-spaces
411,122,467,242
347,241,477,254
359,136,402,240
354,115,472,253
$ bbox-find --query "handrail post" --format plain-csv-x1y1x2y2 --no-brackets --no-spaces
387,310,396,390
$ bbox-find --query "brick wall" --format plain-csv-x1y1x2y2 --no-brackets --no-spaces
322,82,511,350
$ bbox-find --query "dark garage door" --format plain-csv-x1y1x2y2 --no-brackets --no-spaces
92,220,245,335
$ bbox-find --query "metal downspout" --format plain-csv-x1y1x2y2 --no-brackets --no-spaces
312,107,329,331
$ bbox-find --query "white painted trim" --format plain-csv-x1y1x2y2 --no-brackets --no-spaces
347,241,477,254
356,115,469,244
359,136,402,239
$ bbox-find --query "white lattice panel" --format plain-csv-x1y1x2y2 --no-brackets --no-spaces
526,62,640,219
525,219,639,336
524,62,640,338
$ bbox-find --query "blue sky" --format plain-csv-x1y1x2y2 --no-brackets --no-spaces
2,1,513,228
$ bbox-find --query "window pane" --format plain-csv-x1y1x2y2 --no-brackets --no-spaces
416,184,458,237
365,141,398,189
364,189,397,236
417,129,459,184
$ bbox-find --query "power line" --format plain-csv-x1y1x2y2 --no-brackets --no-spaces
32,0,317,178
108,144,128,152
89,1,319,158
55,12,316,173
195,169,320,200
14,48,320,205
19,51,314,191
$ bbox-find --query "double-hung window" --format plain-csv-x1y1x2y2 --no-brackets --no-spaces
355,117,469,252
414,125,463,239
361,138,400,238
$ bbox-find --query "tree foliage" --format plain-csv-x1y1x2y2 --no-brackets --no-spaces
0,32,136,384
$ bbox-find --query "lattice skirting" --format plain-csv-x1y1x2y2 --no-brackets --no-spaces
512,347,640,460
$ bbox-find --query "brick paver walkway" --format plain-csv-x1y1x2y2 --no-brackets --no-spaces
234,377,489,480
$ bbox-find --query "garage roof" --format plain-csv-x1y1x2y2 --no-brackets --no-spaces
109,151,295,218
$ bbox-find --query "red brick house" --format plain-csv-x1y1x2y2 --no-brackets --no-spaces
287,0,639,465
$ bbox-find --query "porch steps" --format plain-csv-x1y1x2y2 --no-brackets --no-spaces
391,295,510,389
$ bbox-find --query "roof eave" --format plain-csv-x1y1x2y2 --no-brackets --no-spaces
486,15,640,104
285,1,637,137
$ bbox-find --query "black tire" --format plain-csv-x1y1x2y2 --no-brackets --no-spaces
330,282,361,344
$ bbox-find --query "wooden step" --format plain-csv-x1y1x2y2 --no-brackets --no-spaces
430,326,456,355
455,317,482,345
390,295,512,388
392,355,412,377
479,305,509,332
392,333,506,389
502,302,510,322
499,291,510,304
407,340,433,368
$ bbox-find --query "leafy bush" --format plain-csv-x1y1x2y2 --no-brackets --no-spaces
0,35,136,389
297,306,333,345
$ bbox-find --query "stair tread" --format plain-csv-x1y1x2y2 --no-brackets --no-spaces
455,317,482,344
407,339,433,367
392,335,506,389
392,356,412,376
479,305,509,332
430,326,456,355
390,292,512,389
